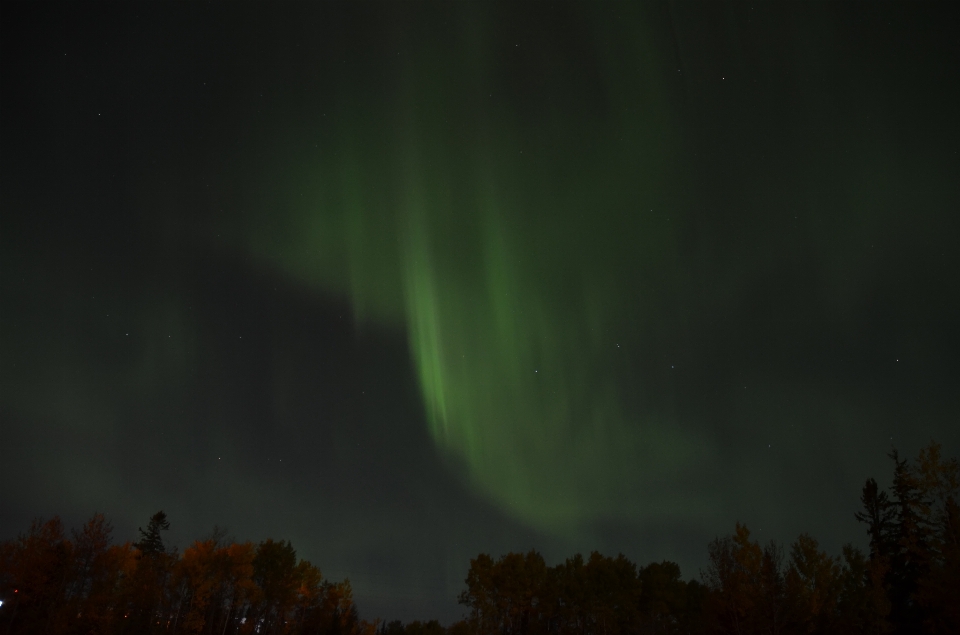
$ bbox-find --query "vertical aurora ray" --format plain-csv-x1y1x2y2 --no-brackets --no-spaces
248,4,707,531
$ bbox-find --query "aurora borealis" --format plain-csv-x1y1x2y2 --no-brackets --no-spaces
247,4,692,529
2,1,959,623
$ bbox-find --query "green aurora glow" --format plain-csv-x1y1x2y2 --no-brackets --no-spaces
206,1,960,537
3,1,959,622
247,7,704,530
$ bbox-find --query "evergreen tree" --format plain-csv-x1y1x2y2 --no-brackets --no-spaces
912,442,960,634
855,478,896,561
887,450,935,634
135,510,171,556
127,511,174,633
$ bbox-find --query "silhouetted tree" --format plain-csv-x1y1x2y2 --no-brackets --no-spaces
251,539,299,633
638,560,702,634
0,517,72,634
886,449,934,634
833,544,891,634
69,513,133,634
912,443,960,634
856,478,897,563
703,523,786,635
380,619,407,635
784,533,841,633
459,551,550,635
2,442,957,635
122,510,177,634
136,511,170,556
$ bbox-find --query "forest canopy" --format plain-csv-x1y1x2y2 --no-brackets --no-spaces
1,442,957,634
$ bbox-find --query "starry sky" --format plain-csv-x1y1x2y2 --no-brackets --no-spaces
1,1,959,624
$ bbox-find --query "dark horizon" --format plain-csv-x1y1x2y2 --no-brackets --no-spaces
2,438,956,634
2,1,959,625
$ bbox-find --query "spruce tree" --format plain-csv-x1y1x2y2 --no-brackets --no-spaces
135,510,170,556
855,477,896,561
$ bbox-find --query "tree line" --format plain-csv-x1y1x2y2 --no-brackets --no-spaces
0,512,368,635
453,442,958,635
2,442,957,634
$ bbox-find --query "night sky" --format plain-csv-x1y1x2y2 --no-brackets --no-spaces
2,1,959,624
